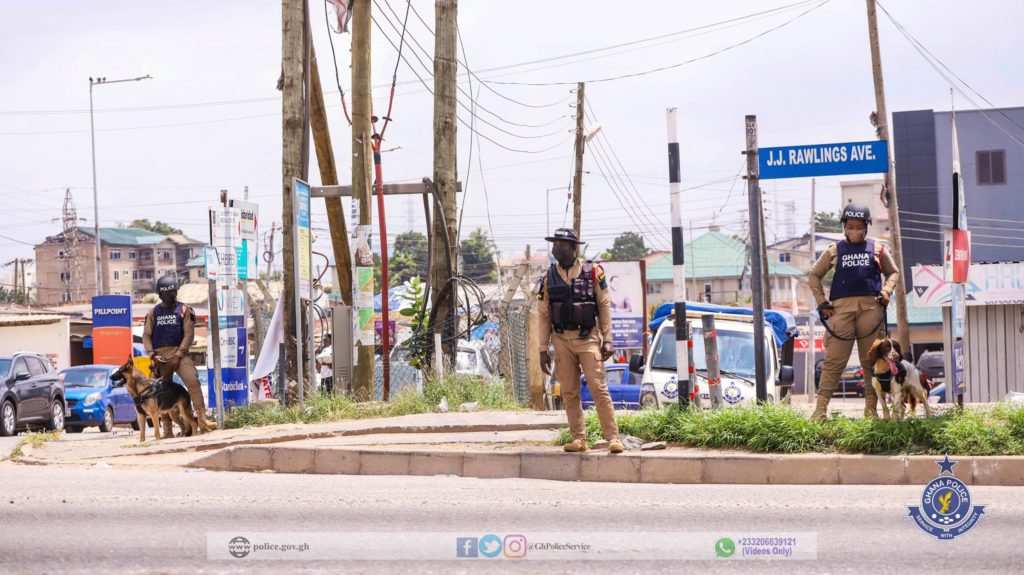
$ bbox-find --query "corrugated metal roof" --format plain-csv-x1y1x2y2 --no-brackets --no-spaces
80,227,168,246
0,314,68,326
887,293,942,326
646,232,805,281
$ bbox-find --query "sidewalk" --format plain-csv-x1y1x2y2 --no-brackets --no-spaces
14,409,1024,486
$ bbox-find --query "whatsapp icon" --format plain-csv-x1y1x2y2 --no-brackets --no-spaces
715,537,736,558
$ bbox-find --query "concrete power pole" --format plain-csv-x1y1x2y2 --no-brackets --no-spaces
352,0,375,398
759,186,772,309
431,0,459,362
571,82,586,236
282,0,305,391
666,108,690,408
866,0,911,352
744,115,769,403
806,178,817,404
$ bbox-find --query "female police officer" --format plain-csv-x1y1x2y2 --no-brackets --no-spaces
809,202,900,421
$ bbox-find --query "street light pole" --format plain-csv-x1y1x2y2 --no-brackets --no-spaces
88,75,152,297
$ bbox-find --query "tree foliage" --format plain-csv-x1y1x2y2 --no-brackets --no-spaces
128,218,184,236
815,212,843,233
459,228,497,283
603,231,649,261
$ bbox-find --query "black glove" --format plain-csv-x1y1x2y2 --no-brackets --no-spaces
540,351,552,376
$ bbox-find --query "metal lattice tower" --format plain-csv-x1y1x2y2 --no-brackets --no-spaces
61,188,84,303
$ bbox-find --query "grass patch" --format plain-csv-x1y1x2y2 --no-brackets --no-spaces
224,374,520,429
556,404,1024,455
6,429,63,460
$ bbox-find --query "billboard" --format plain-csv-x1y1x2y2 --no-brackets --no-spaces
912,263,1024,307
600,261,645,349
92,295,132,366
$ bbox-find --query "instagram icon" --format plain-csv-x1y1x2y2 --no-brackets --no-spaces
503,535,527,559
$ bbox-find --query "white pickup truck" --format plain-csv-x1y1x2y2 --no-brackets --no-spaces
632,310,794,408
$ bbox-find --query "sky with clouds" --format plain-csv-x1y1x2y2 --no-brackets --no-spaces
2,0,1022,275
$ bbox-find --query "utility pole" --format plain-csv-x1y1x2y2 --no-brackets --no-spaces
265,222,276,277
744,115,768,403
572,82,586,236
282,0,305,394
309,42,353,306
666,108,690,408
759,186,772,309
866,0,911,353
352,0,375,398
13,259,19,303
431,0,459,363
806,178,817,404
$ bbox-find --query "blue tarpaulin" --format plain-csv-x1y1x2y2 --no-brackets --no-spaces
374,287,407,313
649,302,797,347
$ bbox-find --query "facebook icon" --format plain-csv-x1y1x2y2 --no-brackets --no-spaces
456,537,478,558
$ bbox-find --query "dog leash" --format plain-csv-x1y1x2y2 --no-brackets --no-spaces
818,299,889,342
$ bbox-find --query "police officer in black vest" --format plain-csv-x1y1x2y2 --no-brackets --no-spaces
809,203,900,420
537,228,623,453
143,276,212,434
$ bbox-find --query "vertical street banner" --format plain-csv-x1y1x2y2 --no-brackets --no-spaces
944,230,972,283
232,200,260,280
208,286,248,408
295,179,312,299
209,207,241,283
91,295,132,365
600,261,645,350
355,266,375,346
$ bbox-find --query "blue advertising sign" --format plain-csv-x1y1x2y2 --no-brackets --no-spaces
91,295,132,328
758,140,889,180
612,318,645,349
952,340,966,394
208,367,248,409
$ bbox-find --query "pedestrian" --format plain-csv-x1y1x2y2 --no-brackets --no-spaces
808,203,900,421
143,275,214,435
317,334,334,394
536,228,623,453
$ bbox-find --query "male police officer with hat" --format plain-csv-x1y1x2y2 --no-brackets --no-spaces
809,202,900,421
143,275,212,434
537,228,623,453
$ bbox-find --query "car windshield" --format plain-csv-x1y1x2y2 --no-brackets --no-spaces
650,326,770,378
62,368,111,388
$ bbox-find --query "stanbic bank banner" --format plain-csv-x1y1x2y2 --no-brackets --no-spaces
92,295,133,365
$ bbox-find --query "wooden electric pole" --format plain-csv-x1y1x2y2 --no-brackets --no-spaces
866,0,910,352
571,82,585,236
309,43,353,306
351,0,375,398
281,0,305,393
430,0,459,361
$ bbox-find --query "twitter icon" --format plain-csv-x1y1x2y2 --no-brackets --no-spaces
479,534,503,558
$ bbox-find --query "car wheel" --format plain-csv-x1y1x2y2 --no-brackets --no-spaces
46,400,65,431
0,401,16,437
67,426,84,433
99,408,114,433
640,392,658,409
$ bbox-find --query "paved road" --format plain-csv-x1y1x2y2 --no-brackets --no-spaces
0,463,1020,574
0,425,138,458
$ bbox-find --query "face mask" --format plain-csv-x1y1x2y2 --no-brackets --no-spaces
159,291,176,306
845,228,867,244
552,245,576,267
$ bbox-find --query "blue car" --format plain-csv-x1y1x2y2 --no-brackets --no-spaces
61,365,138,432
581,364,642,410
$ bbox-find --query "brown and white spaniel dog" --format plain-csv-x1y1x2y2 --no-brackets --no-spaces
867,338,933,421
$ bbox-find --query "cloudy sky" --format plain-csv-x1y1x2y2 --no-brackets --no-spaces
2,0,1022,277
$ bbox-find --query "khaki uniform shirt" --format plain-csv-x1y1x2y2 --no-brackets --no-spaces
536,260,612,352
808,241,900,307
142,302,196,358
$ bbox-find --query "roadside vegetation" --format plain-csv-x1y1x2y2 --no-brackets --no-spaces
556,403,1024,455
224,374,520,429
6,429,64,460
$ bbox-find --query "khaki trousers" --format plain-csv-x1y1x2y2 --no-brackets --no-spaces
153,346,209,434
816,296,884,417
553,330,620,442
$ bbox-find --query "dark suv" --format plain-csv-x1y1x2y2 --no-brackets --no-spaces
916,351,945,382
0,353,65,436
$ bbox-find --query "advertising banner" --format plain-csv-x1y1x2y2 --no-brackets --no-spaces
600,261,645,349
91,295,132,365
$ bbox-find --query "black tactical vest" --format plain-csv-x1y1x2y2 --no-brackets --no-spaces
546,262,598,336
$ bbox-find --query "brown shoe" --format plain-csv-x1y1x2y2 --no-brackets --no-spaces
563,439,588,453
608,439,624,454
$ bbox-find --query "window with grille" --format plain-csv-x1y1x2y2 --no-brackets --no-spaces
976,150,1006,185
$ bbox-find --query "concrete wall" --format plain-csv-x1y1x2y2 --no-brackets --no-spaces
943,304,1024,402
0,319,71,370
840,179,890,240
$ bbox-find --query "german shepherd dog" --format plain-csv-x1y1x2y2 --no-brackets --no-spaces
110,358,197,442
867,338,933,421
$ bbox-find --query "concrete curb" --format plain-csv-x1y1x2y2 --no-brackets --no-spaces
190,446,1024,486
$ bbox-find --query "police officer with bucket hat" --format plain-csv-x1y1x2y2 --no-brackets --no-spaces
536,228,623,453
